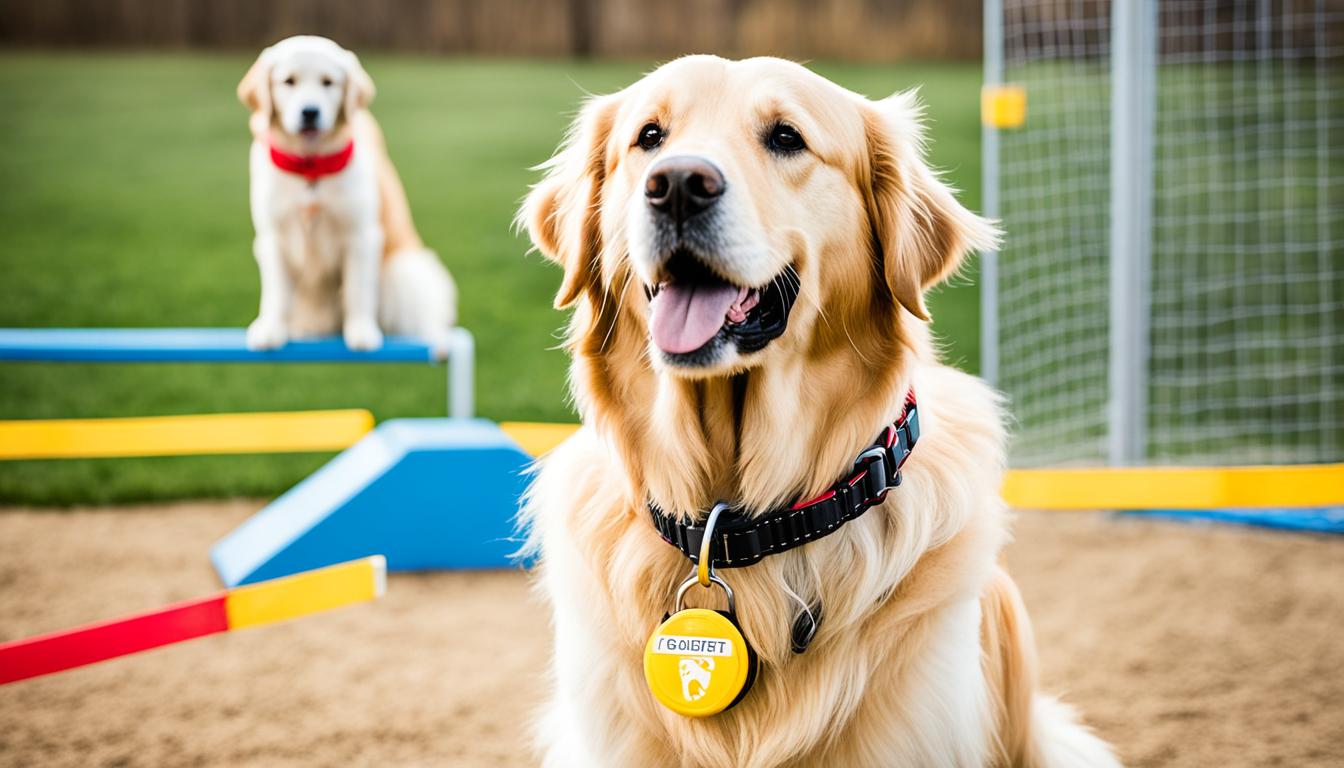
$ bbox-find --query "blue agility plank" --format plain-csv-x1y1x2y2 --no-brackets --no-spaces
0,327,476,418
210,419,531,586
1122,507,1344,535
0,328,436,363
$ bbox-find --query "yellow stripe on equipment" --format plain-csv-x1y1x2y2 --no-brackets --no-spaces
1002,464,1344,510
982,84,1027,128
226,555,386,630
0,409,374,460
499,421,1343,510
500,421,581,456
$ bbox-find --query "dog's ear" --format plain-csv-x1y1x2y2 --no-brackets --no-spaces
341,49,376,117
238,47,274,139
518,92,622,309
863,91,999,320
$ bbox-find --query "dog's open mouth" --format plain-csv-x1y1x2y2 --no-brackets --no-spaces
647,250,797,361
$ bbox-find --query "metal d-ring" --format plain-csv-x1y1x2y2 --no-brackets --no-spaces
697,501,731,588
674,570,736,615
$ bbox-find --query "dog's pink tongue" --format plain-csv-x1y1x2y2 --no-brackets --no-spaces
650,282,743,354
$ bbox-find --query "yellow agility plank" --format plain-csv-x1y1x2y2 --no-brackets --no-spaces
226,555,387,630
982,84,1027,128
0,409,374,460
1003,464,1344,510
499,422,1343,510
500,421,580,457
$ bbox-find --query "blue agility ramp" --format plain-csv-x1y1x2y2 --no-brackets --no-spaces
210,418,532,586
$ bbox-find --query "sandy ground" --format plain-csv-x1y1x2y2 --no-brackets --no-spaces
1,502,1341,768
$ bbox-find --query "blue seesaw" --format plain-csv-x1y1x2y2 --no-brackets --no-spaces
0,327,534,584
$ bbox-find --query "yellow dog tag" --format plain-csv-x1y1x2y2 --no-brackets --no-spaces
644,574,758,717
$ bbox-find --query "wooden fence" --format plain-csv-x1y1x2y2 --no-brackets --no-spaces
0,0,983,60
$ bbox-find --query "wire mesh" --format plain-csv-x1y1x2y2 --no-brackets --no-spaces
1148,0,1344,464
993,0,1343,466
997,0,1114,465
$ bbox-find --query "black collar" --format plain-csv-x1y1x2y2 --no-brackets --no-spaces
648,390,920,569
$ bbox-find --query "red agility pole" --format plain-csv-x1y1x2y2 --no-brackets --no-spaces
0,555,385,685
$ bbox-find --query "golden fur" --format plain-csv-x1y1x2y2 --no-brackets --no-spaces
520,55,1119,767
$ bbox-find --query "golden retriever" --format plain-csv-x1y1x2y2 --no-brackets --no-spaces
520,55,1120,767
238,35,456,354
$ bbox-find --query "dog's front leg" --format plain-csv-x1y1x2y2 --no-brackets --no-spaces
342,225,384,351
246,232,292,350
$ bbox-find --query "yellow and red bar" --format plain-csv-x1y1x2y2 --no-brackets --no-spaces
0,555,385,685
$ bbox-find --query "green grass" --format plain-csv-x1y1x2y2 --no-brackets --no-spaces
0,52,984,504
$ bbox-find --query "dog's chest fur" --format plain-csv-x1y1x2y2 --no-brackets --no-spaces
250,145,380,337
527,365,1009,767
270,173,359,282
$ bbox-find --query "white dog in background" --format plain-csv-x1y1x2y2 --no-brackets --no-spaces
238,35,456,354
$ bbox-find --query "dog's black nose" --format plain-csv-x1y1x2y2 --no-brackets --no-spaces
300,106,320,127
645,156,726,224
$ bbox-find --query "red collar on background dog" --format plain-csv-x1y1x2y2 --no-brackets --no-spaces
268,140,355,182
648,389,920,570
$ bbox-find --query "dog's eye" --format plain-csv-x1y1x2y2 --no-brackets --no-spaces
636,123,665,151
766,123,806,154
283,76,296,87
322,77,334,87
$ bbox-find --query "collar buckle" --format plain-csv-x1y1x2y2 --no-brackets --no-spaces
853,445,898,506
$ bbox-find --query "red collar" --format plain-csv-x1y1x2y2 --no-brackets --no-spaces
268,140,355,182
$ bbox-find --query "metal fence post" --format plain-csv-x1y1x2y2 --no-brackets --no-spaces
1107,0,1156,465
447,327,475,419
980,0,1003,386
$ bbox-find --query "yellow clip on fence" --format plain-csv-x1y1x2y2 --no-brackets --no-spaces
982,84,1027,128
